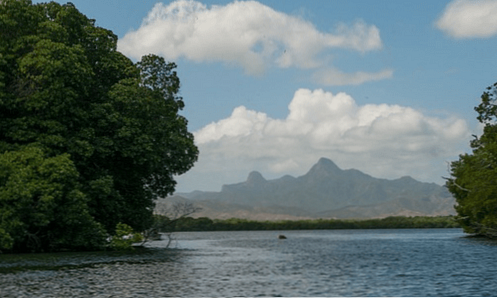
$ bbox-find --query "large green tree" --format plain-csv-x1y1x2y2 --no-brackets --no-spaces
446,82,497,238
0,146,106,252
0,0,198,252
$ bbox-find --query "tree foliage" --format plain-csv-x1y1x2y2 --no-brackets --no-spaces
446,82,497,238
0,146,106,252
0,0,198,252
108,222,144,251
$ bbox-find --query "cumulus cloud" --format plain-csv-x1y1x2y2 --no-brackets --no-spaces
313,68,394,86
175,89,471,192
118,0,383,75
436,0,497,38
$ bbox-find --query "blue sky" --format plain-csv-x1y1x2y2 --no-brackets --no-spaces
35,0,497,192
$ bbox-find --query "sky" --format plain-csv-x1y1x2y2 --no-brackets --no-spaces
35,0,497,192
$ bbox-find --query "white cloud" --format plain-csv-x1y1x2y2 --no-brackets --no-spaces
313,68,394,86
118,0,382,75
436,0,497,38
175,89,471,192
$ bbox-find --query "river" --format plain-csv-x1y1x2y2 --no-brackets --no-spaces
1,229,496,297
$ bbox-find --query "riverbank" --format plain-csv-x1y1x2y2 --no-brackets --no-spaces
157,215,460,232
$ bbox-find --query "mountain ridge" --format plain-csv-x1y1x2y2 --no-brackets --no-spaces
165,157,455,220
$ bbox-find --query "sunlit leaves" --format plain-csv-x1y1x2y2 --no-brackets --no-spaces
447,82,497,238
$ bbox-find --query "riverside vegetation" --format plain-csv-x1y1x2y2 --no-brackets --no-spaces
153,215,460,232
446,81,497,239
0,0,198,253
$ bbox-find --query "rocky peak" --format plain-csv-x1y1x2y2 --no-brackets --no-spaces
306,157,341,177
246,171,267,186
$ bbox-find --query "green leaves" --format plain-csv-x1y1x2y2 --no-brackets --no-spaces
138,55,181,103
0,0,198,251
447,82,497,238
475,82,497,124
108,222,144,251
0,146,105,252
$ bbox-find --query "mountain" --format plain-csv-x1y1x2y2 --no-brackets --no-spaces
162,158,456,220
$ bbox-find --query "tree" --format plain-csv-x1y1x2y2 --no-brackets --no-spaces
0,146,106,252
0,0,198,252
149,202,201,247
446,82,497,238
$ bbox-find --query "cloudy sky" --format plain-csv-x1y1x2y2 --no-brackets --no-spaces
37,0,497,192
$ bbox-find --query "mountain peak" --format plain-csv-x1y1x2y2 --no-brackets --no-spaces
306,158,341,176
317,157,338,167
246,171,266,185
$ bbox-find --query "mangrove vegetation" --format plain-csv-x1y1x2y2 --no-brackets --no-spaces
154,215,460,232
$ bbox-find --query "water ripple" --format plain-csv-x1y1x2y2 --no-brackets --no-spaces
1,229,496,297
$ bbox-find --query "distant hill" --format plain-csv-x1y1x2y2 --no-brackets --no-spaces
160,158,456,220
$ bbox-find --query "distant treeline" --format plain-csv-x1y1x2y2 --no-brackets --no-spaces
154,215,460,232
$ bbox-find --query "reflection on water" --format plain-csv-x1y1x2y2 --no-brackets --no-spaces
1,229,496,297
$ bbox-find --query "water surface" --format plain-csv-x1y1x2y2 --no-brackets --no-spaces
1,229,496,297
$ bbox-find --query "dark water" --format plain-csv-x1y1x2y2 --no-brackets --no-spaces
1,229,496,297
